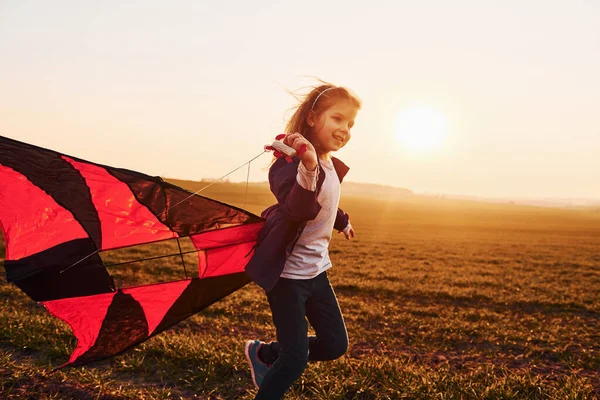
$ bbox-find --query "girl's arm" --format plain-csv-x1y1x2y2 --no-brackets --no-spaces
269,157,321,222
267,132,322,222
333,208,350,231
335,208,354,240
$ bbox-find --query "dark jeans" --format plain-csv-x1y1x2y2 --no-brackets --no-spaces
255,271,348,400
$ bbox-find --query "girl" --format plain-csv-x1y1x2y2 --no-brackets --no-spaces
244,83,361,399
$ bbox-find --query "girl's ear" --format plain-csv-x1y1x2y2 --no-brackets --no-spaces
306,110,315,127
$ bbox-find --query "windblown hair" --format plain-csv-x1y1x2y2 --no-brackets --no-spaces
267,80,361,168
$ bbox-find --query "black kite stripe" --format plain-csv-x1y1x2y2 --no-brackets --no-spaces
0,137,102,248
4,238,115,301
153,272,251,334
108,167,262,237
75,291,149,366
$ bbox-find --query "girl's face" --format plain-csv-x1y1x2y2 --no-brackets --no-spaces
308,99,358,158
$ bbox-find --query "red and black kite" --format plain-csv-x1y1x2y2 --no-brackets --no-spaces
0,135,264,368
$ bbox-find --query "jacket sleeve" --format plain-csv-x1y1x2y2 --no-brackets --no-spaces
269,158,321,222
333,207,350,231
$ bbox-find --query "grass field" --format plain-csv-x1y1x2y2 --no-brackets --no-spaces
1,180,599,399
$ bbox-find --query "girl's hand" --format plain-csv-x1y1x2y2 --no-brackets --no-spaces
282,132,318,171
339,223,355,240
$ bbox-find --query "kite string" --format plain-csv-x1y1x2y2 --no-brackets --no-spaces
60,149,268,274
243,159,251,210
155,150,266,218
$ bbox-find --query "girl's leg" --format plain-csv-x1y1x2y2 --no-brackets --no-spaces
305,271,348,361
255,278,310,400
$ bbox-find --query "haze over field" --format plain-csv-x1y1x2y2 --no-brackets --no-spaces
171,179,600,210
1,1,599,203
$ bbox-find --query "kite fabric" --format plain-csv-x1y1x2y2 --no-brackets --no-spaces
0,135,264,368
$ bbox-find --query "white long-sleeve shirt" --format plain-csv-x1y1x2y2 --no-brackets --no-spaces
280,157,340,279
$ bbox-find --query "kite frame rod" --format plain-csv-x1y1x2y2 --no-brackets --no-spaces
101,239,258,268
177,238,189,279
103,248,200,268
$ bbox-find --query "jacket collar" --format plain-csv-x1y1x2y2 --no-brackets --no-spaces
330,156,349,183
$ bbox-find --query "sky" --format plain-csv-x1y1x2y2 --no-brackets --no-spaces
1,0,599,200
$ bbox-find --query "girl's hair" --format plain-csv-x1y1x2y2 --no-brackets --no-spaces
285,80,361,141
267,80,361,168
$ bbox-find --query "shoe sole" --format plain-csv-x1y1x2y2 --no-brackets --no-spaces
244,340,260,389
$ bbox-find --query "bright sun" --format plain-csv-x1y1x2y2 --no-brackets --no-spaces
394,106,449,151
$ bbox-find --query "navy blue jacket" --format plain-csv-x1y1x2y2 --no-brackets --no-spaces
245,156,350,292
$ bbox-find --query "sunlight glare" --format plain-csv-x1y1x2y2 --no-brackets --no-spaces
394,106,449,152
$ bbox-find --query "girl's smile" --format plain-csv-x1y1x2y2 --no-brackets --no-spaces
308,100,358,158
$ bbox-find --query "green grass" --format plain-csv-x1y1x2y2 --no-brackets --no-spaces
1,181,599,399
